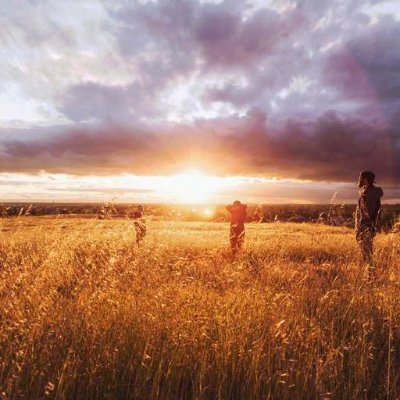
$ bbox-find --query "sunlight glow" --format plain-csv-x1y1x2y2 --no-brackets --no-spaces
203,207,215,218
156,169,221,204
0,172,365,204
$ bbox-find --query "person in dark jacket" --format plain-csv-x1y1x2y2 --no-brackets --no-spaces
133,205,146,245
355,171,384,278
226,200,247,253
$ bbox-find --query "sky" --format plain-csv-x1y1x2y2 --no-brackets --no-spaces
0,0,399,204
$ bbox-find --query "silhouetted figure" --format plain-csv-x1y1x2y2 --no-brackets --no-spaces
355,171,383,280
253,205,264,223
317,212,328,224
226,201,247,253
98,203,116,219
133,205,146,245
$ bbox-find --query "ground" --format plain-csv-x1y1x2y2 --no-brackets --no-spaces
0,217,399,399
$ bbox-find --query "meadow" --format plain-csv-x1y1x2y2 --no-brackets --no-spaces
0,217,399,399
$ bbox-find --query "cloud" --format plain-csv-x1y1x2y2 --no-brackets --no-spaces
196,1,400,121
1,109,398,184
56,0,305,124
5,0,398,128
323,15,400,98
1,0,400,193
58,82,155,123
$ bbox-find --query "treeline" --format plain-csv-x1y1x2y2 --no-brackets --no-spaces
0,202,399,230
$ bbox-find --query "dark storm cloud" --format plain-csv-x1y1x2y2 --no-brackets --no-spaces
1,109,399,183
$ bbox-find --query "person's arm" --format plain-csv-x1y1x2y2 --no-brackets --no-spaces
359,188,371,220
355,198,361,230
365,188,383,225
377,188,383,221
374,196,382,229
226,205,232,213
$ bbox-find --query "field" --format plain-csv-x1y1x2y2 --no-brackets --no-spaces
0,218,399,399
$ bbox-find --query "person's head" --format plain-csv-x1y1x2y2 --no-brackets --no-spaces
233,200,242,207
137,205,144,211
358,171,375,187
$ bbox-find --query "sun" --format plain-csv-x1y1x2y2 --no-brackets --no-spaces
203,207,214,218
160,169,219,204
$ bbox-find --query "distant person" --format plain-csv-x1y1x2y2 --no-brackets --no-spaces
253,205,264,223
226,201,247,253
133,205,146,245
355,171,383,279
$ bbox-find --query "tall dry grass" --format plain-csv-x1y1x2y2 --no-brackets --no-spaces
0,217,399,399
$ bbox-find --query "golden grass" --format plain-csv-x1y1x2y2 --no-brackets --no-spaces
0,217,399,399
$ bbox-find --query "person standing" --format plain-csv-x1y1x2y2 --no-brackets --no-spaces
133,205,146,245
355,171,383,279
226,201,247,253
